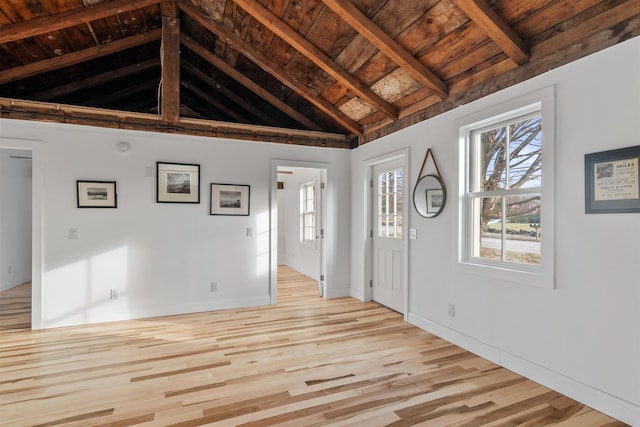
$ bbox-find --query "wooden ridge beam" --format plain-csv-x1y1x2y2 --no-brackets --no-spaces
452,0,529,65
0,29,162,85
230,0,398,120
180,35,323,132
321,0,448,99
179,0,361,135
0,0,160,44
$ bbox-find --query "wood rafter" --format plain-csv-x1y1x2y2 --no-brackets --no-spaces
90,80,158,107
364,2,640,142
181,81,249,123
181,61,275,126
180,35,322,132
179,0,361,135
230,0,398,120
452,0,529,65
0,29,162,85
161,0,180,122
0,0,160,44
321,0,448,99
32,58,160,100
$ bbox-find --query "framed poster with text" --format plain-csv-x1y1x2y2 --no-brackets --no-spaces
585,145,640,214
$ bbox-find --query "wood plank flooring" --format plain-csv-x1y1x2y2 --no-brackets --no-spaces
0,267,627,426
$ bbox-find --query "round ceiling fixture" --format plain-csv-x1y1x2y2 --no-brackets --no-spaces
117,141,130,152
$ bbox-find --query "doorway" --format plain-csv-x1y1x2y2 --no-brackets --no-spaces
0,138,42,330
271,162,327,303
0,148,33,329
369,155,408,315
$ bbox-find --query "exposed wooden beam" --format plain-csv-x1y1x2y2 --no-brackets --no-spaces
0,29,162,85
363,2,640,143
90,80,158,107
32,59,160,101
452,0,529,65
180,35,323,132
321,0,448,99
182,61,275,126
0,97,350,147
160,0,178,19
181,81,249,123
161,0,180,122
0,0,160,45
179,0,361,135
230,0,398,120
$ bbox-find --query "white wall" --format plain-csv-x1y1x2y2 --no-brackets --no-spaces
278,167,322,280
0,119,350,329
351,38,640,425
0,149,32,291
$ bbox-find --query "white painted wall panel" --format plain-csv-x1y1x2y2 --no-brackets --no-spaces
351,38,640,424
0,121,350,328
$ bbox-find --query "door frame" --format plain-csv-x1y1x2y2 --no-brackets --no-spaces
270,159,328,304
0,138,44,330
364,148,409,319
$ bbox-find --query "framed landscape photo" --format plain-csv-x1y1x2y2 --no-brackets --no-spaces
77,180,117,208
210,184,250,216
585,145,640,214
426,188,444,214
156,162,200,203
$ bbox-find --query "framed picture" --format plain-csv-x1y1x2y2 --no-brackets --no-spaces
585,145,640,214
156,162,200,203
426,188,444,214
210,184,250,216
77,180,117,208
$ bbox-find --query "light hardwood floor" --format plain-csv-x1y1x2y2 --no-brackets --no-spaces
0,268,627,426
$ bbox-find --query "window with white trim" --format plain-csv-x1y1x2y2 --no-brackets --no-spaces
377,167,403,238
300,181,315,243
459,88,554,287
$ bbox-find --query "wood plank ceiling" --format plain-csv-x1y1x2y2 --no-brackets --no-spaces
0,0,638,148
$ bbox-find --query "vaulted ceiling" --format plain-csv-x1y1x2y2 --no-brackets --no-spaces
0,0,638,148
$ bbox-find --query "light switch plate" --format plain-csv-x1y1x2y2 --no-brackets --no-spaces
409,228,417,240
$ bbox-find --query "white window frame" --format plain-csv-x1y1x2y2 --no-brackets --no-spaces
456,87,555,289
300,181,316,246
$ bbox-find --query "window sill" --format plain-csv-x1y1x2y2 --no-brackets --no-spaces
457,258,554,289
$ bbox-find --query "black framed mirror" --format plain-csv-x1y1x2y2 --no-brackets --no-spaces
413,174,446,218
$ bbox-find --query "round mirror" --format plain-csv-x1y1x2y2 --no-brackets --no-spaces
413,174,446,218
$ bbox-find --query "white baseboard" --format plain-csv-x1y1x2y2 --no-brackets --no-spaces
326,287,350,299
348,287,365,301
43,296,272,329
408,313,640,427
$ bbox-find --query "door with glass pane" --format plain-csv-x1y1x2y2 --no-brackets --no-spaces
372,160,404,313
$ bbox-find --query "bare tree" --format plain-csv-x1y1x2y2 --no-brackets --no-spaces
480,118,542,232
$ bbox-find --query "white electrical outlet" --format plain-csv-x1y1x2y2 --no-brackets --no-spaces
448,303,456,318
69,228,79,240
210,281,218,292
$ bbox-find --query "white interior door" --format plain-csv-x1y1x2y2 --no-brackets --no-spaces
372,160,404,313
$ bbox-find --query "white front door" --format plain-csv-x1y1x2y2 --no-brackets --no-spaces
372,160,404,313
